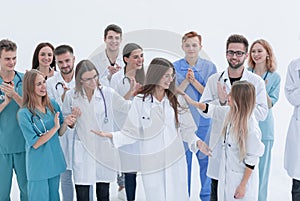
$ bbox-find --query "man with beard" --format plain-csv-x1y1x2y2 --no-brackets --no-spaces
46,45,76,201
90,24,124,87
199,34,268,201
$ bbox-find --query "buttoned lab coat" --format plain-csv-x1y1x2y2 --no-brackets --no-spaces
204,104,264,201
63,86,131,185
89,51,124,87
46,72,75,170
200,69,268,180
284,58,300,180
112,94,200,201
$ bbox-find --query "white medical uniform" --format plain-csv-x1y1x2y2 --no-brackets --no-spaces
200,68,268,180
111,94,200,201
46,72,75,169
63,86,131,185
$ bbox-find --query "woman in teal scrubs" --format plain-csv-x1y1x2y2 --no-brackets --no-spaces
17,69,76,201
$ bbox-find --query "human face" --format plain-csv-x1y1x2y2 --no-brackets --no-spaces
226,43,248,69
38,46,53,68
0,50,17,72
34,74,47,97
124,49,144,70
80,70,98,91
104,30,122,52
250,43,268,66
182,36,202,59
56,52,75,75
158,68,175,90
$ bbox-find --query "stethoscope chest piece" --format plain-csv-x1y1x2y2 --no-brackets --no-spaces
104,117,109,124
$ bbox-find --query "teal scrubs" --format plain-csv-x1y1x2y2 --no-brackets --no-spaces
0,71,28,201
17,99,66,201
248,69,281,201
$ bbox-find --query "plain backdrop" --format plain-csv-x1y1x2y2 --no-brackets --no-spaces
2,0,300,200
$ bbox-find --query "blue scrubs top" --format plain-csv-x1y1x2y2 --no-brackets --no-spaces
0,71,25,154
17,99,66,181
173,57,217,136
248,68,281,140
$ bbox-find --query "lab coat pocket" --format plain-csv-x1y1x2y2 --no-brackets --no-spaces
73,139,85,164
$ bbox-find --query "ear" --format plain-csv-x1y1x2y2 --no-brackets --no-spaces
124,56,129,63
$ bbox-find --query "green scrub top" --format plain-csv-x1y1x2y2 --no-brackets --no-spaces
17,99,66,181
0,71,25,154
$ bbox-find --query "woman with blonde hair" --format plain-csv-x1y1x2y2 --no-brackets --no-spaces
248,39,281,201
183,80,264,201
17,69,76,201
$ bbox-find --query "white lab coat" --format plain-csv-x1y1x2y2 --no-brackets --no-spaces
46,72,75,169
112,94,199,201
89,51,124,87
63,86,131,184
284,58,300,180
205,104,264,201
200,68,268,180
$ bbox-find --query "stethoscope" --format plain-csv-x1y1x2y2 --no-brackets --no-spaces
141,95,154,120
31,114,48,136
122,67,131,84
251,68,269,81
98,86,108,124
55,82,64,90
0,70,22,101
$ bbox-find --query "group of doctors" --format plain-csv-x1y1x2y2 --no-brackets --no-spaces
1,23,300,201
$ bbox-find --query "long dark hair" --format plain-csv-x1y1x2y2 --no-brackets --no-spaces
138,57,180,125
32,42,56,71
122,43,145,84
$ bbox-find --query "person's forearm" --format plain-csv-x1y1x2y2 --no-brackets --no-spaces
33,126,58,149
12,92,23,107
0,99,10,112
190,79,204,94
58,122,68,136
177,79,190,92
240,166,253,187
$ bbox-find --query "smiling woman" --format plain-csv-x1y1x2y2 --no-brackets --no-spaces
31,42,57,79
17,69,76,201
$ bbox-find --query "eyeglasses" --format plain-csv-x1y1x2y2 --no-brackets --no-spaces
226,50,246,57
81,75,99,83
163,74,176,80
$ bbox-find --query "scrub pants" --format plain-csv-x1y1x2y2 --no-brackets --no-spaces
184,126,211,201
75,182,109,201
292,179,300,201
258,140,273,201
0,152,27,201
60,169,74,201
28,175,60,201
125,173,137,201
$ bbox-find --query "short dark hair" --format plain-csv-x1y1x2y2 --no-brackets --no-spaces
104,24,122,39
0,39,17,57
54,45,74,56
226,34,249,52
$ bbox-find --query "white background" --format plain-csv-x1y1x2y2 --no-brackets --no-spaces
1,0,300,200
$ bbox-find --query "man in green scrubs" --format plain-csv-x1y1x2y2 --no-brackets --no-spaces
0,39,27,201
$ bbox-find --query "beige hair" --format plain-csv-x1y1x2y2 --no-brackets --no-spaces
222,80,256,160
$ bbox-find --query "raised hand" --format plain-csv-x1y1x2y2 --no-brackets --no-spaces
217,81,228,105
